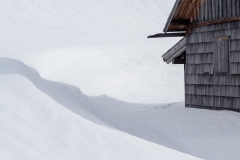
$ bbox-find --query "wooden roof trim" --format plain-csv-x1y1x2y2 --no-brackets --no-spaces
162,37,186,64
163,0,181,32
147,33,186,38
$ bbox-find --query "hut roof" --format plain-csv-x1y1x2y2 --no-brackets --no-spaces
164,0,197,32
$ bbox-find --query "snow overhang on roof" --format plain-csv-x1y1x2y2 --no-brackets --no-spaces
162,37,186,64
163,0,197,32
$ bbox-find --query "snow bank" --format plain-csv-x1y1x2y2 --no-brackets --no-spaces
0,58,200,160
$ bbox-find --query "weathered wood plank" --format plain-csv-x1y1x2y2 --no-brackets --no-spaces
211,0,216,20
185,74,240,86
231,39,240,51
230,52,240,62
185,64,213,74
185,85,240,97
187,53,213,64
222,0,227,18
190,17,240,28
237,0,240,16
227,0,232,17
232,0,236,16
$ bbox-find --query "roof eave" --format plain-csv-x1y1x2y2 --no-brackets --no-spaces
163,0,181,33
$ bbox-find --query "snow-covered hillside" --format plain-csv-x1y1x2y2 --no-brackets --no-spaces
0,0,183,103
0,0,240,160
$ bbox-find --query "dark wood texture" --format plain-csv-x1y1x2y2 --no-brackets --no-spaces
172,58,185,64
171,19,190,25
186,21,240,110
147,33,186,38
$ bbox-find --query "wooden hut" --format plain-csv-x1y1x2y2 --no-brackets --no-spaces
148,0,240,112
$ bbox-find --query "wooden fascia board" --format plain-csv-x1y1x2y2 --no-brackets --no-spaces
163,0,181,32
162,37,186,63
147,33,186,38
166,46,186,64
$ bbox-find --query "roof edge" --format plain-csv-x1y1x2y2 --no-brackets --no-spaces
163,0,181,33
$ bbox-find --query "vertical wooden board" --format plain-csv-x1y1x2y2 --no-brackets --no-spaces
232,0,236,16
224,28,232,37
220,39,229,73
217,23,223,30
232,28,240,39
217,41,222,73
222,0,227,18
237,62,240,74
231,63,238,74
213,40,219,73
214,30,221,37
207,0,212,21
231,29,237,40
208,31,214,42
235,98,240,109
219,0,223,19
227,0,232,17
231,51,240,62
199,32,204,43
191,44,196,54
193,5,197,22
237,0,240,16
211,0,216,20
199,43,205,53
214,0,219,19
205,42,213,52
186,44,191,54
231,40,240,51
204,0,208,20
201,0,205,21
197,0,201,21
230,21,239,29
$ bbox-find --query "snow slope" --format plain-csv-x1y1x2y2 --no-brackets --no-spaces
0,0,240,160
0,0,183,103
0,58,199,160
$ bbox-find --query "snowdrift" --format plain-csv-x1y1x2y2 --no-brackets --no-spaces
0,57,200,160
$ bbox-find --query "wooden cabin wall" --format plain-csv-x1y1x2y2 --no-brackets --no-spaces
191,0,240,23
185,21,240,111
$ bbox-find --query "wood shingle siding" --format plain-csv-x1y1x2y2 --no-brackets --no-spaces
153,0,240,112
186,21,240,111
192,0,240,23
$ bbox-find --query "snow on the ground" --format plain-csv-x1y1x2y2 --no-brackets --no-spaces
0,0,240,160
0,58,199,160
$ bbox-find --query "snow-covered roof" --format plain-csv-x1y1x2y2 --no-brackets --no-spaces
162,37,186,64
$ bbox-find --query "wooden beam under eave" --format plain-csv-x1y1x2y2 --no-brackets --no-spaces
147,33,186,38
172,59,185,64
171,19,190,25
190,17,240,28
